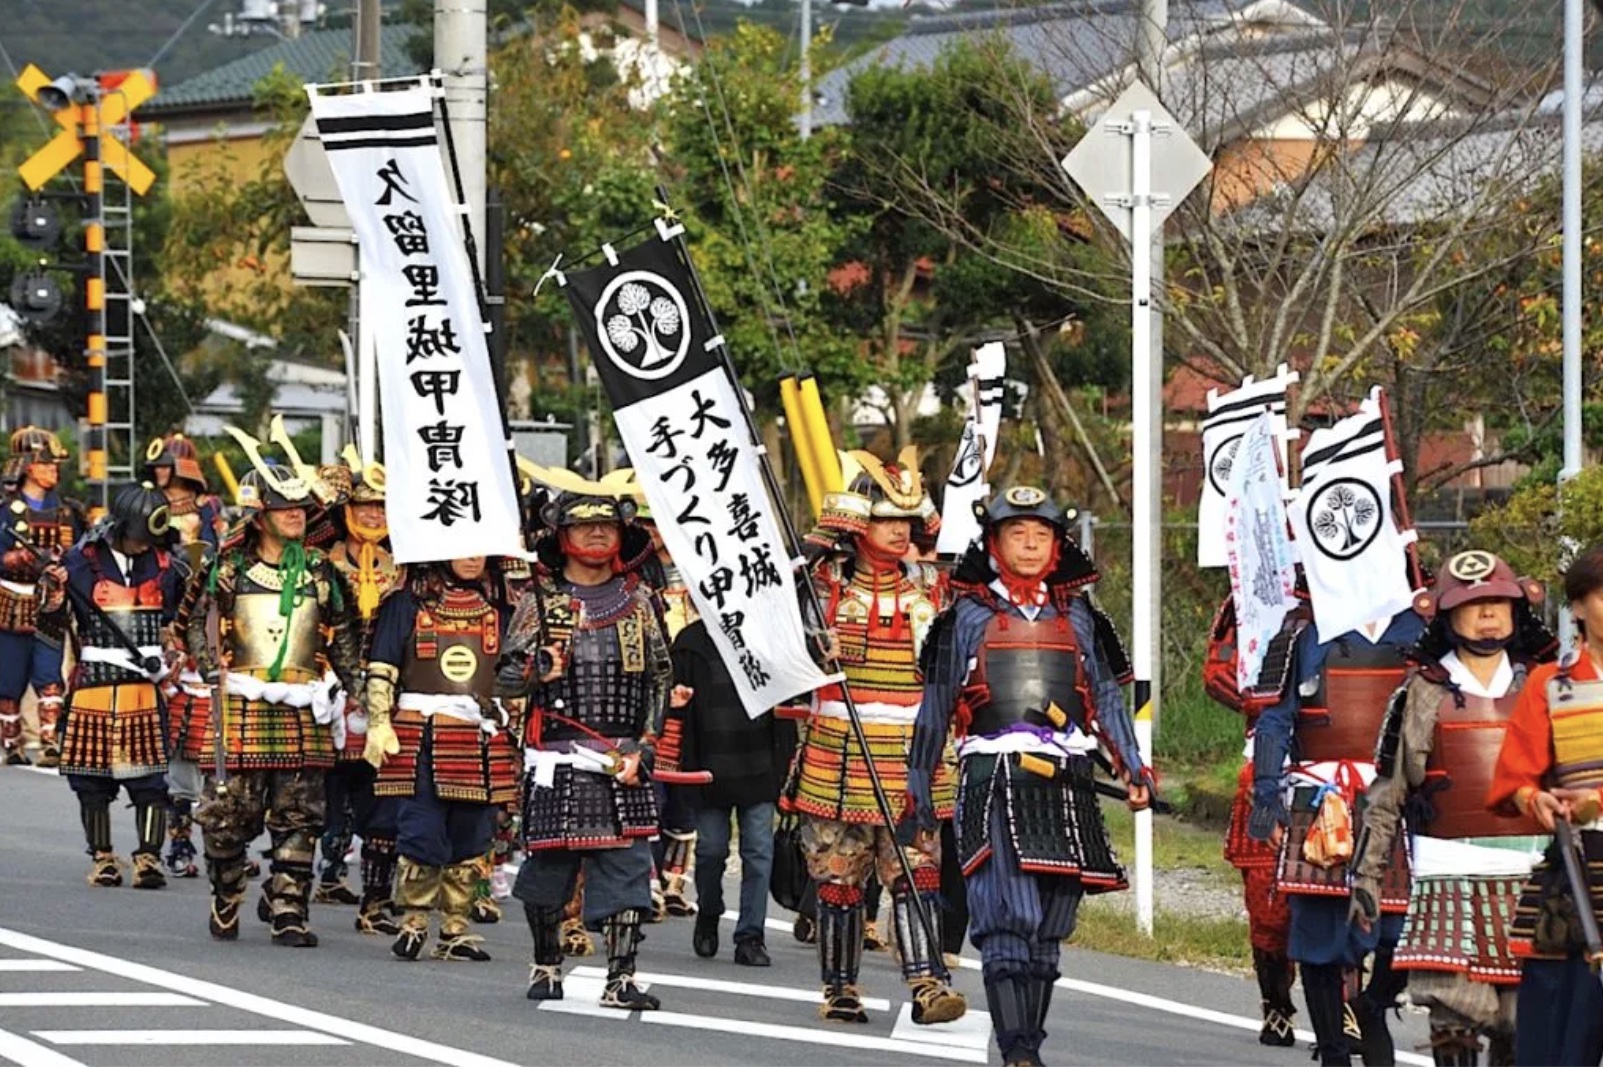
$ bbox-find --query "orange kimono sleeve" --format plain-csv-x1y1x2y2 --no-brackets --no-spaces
1487,662,1557,816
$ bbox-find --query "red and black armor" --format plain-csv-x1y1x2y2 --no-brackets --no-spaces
1423,688,1544,839
960,613,1088,737
1295,639,1410,763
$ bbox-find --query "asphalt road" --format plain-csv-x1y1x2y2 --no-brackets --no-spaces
0,765,1433,1066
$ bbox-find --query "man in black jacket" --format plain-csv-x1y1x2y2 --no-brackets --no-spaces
670,618,793,967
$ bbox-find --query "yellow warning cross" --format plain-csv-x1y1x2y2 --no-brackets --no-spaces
16,65,156,195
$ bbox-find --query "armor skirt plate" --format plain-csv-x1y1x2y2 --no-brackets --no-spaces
1509,830,1603,961
189,696,336,772
59,683,168,779
1278,784,1411,913
792,713,954,824
1395,874,1525,985
956,751,1125,892
170,689,211,762
377,711,519,805
521,762,658,851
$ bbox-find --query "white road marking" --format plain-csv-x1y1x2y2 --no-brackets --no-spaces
541,965,984,1062
0,1027,84,1067
34,1030,349,1046
0,962,76,973
890,1002,993,1051
0,928,518,1067
747,914,1435,1067
0,993,203,1008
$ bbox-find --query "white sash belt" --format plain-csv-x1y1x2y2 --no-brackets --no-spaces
224,671,345,748
524,744,616,789
397,692,501,737
82,644,169,682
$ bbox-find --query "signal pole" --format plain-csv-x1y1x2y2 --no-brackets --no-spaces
81,90,108,516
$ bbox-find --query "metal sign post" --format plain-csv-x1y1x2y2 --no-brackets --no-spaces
1062,79,1210,936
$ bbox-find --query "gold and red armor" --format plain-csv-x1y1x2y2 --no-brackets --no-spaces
375,586,518,804
515,574,671,851
1275,632,1415,914
791,558,952,823
182,551,360,772
329,538,401,761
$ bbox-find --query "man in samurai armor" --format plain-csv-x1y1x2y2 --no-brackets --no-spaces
500,490,672,1010
0,426,84,767
180,462,360,947
362,554,519,962
35,482,188,889
144,433,224,550
1348,551,1555,1066
910,485,1151,1067
145,433,222,879
1203,586,1309,1047
789,448,967,1026
1487,542,1603,1067
313,458,407,936
1249,573,1427,1066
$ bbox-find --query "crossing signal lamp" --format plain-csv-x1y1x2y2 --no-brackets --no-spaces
9,197,61,251
8,268,64,326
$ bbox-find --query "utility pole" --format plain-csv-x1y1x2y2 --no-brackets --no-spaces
1561,0,1584,650
799,0,812,140
347,0,381,456
436,0,487,272
354,0,381,81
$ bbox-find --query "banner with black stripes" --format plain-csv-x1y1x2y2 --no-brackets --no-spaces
934,341,1006,556
1288,388,1418,641
306,86,521,563
1196,365,1297,568
561,226,837,716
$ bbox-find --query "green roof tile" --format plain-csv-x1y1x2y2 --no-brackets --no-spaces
143,23,427,115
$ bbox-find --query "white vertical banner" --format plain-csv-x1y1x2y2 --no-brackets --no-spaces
935,341,1007,556
1224,413,1299,693
1197,365,1298,568
1288,388,1417,641
308,85,522,563
562,230,840,716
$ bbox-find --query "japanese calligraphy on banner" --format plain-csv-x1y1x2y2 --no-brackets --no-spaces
1288,388,1418,642
1224,413,1298,694
935,341,1006,556
307,85,521,564
1197,365,1298,568
563,230,838,717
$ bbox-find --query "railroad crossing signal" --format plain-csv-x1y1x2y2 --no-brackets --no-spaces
15,65,156,194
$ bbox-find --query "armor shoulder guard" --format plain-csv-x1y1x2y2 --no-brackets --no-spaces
1248,610,1311,706
1086,594,1133,685
918,606,958,678
1373,677,1413,778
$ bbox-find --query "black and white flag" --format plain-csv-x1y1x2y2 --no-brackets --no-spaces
307,85,522,563
562,226,837,716
1197,366,1297,568
935,342,1006,556
1288,388,1417,641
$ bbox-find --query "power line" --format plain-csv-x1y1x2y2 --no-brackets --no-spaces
147,0,226,70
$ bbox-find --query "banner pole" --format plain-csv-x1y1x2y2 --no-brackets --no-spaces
654,196,948,974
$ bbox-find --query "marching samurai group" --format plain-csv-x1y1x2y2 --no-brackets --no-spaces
2,84,1602,1067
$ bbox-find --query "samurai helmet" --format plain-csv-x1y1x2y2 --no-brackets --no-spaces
334,442,386,505
236,463,312,512
143,433,208,489
600,468,649,520
809,447,939,549
534,489,650,572
949,484,1097,594
976,484,1074,533
542,491,637,529
108,481,172,547
1414,550,1542,620
4,426,68,483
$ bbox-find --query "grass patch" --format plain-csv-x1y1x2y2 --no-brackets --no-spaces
1102,800,1236,882
1069,901,1251,971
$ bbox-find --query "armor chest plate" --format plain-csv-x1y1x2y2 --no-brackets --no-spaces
1546,673,1603,791
1427,685,1542,837
539,612,650,741
80,571,167,686
11,499,72,553
833,575,937,668
402,596,499,696
963,611,1087,737
228,568,323,677
1298,639,1407,763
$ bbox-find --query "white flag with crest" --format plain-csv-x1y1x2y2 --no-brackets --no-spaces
936,342,1007,556
1288,388,1417,642
1197,365,1298,568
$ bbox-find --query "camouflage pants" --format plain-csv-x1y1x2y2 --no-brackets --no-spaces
196,770,326,926
799,816,938,891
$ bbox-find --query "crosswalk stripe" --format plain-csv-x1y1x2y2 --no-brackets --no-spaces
0,993,204,1008
0,1026,84,1067
34,1030,349,1046
889,1003,993,1051
569,965,894,1012
0,961,77,973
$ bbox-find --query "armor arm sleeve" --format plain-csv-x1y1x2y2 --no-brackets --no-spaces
365,591,416,670
364,661,398,727
503,584,544,657
1072,598,1147,781
909,603,978,833
1249,630,1311,837
1352,690,1418,887
643,606,672,744
180,560,218,679
1487,667,1557,815
320,563,362,694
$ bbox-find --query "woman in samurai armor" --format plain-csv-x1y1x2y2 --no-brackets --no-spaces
499,489,673,1011
360,554,519,962
1349,551,1555,1066
1248,563,1428,1066
785,448,966,1027
144,432,224,879
180,461,361,947
36,482,188,889
910,485,1152,1067
0,426,84,767
1488,543,1603,1067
